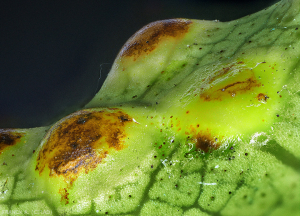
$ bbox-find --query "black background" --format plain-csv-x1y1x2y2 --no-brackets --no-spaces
0,0,278,128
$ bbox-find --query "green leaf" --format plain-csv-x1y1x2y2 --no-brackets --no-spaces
1,0,300,215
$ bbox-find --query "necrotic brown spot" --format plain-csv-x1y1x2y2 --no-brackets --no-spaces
257,93,268,101
35,109,133,182
195,133,220,152
0,129,24,153
119,19,192,60
188,126,220,153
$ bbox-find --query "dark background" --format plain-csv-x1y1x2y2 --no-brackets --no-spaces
0,0,278,128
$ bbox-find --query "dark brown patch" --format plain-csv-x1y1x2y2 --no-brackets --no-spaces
257,93,268,101
35,109,133,183
119,19,192,60
195,132,220,152
0,129,24,153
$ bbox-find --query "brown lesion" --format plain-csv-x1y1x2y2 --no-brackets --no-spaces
257,93,269,102
200,67,261,101
0,129,25,154
59,188,69,205
188,126,220,153
119,19,192,61
195,132,220,153
35,109,133,183
220,77,260,94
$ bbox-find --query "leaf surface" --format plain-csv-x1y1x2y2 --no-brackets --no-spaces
1,0,300,215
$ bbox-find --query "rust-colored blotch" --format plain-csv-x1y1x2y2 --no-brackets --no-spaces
119,19,192,61
195,132,220,153
0,129,24,154
35,109,133,182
